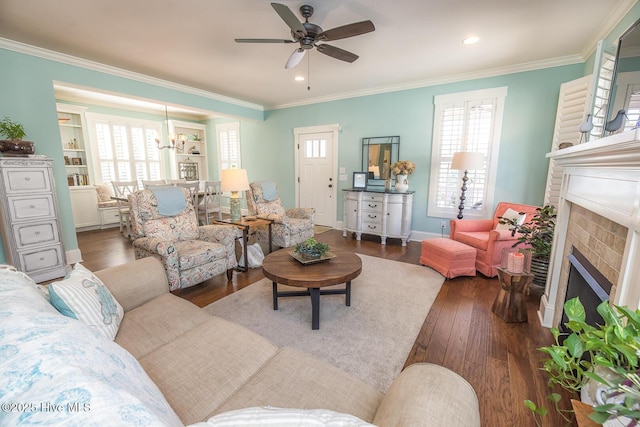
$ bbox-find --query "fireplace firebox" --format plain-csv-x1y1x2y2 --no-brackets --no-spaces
560,247,612,334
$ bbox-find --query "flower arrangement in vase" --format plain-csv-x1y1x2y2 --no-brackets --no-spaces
390,160,415,192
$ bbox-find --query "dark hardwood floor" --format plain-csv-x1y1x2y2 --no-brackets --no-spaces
77,227,576,426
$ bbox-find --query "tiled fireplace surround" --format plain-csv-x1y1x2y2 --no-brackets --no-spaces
539,130,640,327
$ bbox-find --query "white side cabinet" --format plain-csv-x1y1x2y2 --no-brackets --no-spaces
342,189,413,246
69,186,100,228
0,157,67,282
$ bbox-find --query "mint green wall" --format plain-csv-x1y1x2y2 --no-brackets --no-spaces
237,65,582,234
3,14,636,264
0,47,263,264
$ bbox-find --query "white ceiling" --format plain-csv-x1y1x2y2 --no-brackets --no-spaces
0,0,637,111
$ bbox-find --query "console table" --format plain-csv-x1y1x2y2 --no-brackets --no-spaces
342,188,413,246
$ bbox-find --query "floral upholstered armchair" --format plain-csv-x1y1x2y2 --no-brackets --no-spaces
128,188,238,291
245,181,315,248
449,201,540,277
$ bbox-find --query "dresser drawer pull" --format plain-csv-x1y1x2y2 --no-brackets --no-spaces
25,177,31,181
34,231,40,235
368,214,377,219
29,205,36,209
368,204,378,208
367,225,378,230
39,256,45,261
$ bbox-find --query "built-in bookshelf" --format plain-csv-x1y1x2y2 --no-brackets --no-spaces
57,104,90,186
170,120,208,181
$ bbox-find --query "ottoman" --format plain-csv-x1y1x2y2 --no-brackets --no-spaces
420,238,476,279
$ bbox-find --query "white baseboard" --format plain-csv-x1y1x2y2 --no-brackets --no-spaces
334,221,444,243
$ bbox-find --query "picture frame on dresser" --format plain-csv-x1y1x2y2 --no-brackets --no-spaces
352,172,368,189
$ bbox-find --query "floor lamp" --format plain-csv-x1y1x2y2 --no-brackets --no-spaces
451,152,484,219
221,168,249,221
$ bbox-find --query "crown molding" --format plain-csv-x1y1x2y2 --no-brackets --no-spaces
0,37,264,112
268,54,584,110
580,0,639,60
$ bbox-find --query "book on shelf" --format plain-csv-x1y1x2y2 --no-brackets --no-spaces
67,173,89,186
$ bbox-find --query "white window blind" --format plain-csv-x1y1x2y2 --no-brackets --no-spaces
216,122,241,172
428,87,507,218
543,75,592,207
86,113,163,187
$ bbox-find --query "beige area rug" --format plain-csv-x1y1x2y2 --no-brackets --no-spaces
204,254,444,392
314,225,333,234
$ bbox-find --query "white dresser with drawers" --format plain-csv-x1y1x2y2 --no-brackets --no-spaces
342,188,414,246
0,157,66,282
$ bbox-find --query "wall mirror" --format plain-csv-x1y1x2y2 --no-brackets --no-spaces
603,17,640,137
586,39,617,141
362,136,399,184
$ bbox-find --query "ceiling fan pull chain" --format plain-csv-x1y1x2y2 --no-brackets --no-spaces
307,53,311,91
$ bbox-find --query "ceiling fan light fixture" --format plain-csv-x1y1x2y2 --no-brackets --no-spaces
462,36,480,45
235,3,375,69
285,48,306,69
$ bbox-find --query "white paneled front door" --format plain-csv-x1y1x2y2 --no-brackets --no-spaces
294,125,338,227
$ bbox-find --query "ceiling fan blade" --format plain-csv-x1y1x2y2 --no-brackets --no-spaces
316,44,359,63
285,48,306,69
271,3,307,38
235,38,295,44
319,20,375,41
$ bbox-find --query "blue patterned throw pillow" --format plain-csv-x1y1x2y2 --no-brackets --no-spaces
48,263,124,340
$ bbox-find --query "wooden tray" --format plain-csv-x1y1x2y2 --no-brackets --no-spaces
289,250,337,265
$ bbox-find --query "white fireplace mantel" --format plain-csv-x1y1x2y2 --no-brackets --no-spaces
538,130,640,328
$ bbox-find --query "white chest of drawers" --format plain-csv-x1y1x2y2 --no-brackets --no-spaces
0,157,66,282
342,189,413,246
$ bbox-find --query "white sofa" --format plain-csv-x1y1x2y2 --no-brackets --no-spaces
0,258,480,426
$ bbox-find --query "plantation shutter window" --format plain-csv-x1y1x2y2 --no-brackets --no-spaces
86,113,163,188
217,122,241,172
428,87,507,219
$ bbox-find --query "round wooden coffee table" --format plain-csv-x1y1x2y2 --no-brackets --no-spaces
262,250,362,330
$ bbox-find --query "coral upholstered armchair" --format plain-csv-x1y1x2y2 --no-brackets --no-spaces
449,202,540,277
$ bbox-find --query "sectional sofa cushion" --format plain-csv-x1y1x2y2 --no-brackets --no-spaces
213,347,383,423
0,265,182,426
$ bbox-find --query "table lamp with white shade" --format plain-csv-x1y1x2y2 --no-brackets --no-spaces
451,152,484,219
221,168,249,221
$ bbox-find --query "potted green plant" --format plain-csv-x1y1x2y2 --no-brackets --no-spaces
0,116,26,140
294,237,330,260
500,205,556,287
525,296,640,425
0,116,34,155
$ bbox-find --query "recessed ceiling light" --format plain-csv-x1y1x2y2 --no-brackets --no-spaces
462,36,479,45
294,76,305,81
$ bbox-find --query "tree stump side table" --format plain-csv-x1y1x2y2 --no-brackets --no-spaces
492,267,534,322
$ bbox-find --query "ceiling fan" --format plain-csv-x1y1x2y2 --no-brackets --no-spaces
235,3,375,69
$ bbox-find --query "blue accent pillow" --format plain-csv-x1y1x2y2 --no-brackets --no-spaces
260,181,278,201
48,264,124,341
151,186,187,215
